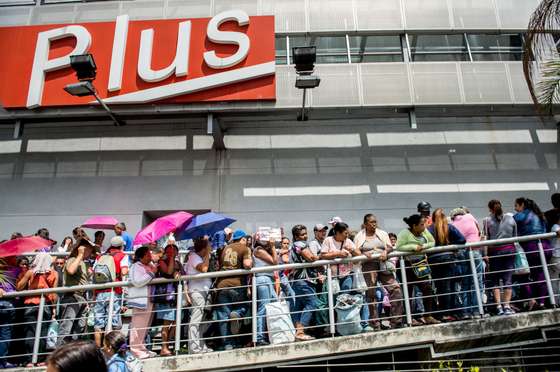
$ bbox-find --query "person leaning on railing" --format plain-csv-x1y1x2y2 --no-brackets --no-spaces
253,237,279,346
185,237,213,354
58,235,95,347
16,252,58,367
427,208,466,322
0,253,20,369
128,245,158,359
513,197,552,311
396,214,441,326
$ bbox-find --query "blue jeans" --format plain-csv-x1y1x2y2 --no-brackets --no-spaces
93,292,122,331
339,275,369,328
215,287,249,348
279,274,295,312
291,280,317,327
460,250,484,316
0,300,15,365
256,276,277,343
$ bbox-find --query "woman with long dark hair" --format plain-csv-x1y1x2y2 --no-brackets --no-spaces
483,199,518,315
396,214,440,326
513,197,551,310
427,208,466,322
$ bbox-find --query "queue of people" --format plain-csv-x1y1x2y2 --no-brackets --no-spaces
0,194,559,369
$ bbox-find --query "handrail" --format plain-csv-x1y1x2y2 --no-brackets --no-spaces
3,232,556,299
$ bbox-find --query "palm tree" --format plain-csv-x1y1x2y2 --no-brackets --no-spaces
522,0,560,115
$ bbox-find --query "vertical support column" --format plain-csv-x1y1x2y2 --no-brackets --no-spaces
399,256,412,326
107,288,115,332
538,239,556,307
251,273,257,345
468,248,484,317
175,280,184,355
32,295,45,365
326,264,336,336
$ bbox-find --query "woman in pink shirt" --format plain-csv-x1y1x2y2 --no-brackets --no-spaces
450,207,484,319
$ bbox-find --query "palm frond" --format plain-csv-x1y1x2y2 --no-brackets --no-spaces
536,59,560,115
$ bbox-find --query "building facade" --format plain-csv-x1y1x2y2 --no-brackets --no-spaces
0,0,558,239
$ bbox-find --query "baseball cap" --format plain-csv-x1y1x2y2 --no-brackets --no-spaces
232,229,247,241
313,223,328,231
328,216,342,224
110,236,125,248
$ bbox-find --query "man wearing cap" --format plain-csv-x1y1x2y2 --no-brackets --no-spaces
214,229,252,350
114,222,134,252
327,217,343,237
92,236,129,347
417,202,433,227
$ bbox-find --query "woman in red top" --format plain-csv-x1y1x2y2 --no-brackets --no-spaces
17,252,58,367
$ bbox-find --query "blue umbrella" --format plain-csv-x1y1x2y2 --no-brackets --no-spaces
176,212,236,240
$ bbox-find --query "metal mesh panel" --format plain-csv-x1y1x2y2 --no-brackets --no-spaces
75,2,119,22
0,0,34,6
361,63,412,106
261,0,306,32
495,0,539,29
411,63,462,104
404,0,452,30
312,65,360,107
355,0,403,30
460,63,512,104
274,66,304,108
0,6,30,26
308,0,355,31
30,4,75,25
450,0,498,29
214,0,258,16
166,0,212,19
506,62,532,103
120,0,164,20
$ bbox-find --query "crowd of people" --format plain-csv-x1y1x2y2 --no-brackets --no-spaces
0,194,559,370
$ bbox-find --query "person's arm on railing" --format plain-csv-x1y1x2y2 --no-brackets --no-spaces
195,248,211,274
130,263,156,288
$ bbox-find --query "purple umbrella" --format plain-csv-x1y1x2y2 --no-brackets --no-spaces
176,212,236,240
133,211,193,246
82,216,119,230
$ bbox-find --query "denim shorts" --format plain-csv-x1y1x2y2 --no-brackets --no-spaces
155,303,176,321
93,292,122,331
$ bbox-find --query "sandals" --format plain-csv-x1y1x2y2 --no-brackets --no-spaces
295,333,315,341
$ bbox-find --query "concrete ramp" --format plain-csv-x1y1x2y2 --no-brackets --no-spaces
145,309,560,372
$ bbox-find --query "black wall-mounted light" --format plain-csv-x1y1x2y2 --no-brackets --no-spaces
292,46,320,121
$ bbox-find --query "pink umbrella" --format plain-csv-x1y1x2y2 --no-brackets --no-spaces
81,216,119,230
0,236,54,258
133,211,193,246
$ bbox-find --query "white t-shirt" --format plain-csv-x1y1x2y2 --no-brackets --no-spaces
185,252,212,292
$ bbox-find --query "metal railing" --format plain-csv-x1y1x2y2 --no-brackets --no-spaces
1,232,558,366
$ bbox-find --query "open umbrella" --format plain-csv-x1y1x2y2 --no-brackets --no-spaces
0,236,54,258
81,216,119,230
133,211,193,246
176,212,236,240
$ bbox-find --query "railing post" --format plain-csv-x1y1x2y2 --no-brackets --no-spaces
251,273,257,345
326,264,335,336
537,239,556,307
468,248,484,317
32,295,45,365
399,256,412,326
106,288,115,332
174,280,183,355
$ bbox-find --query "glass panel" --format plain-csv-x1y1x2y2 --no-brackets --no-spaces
467,33,523,61
409,34,469,61
275,36,287,65
348,35,402,63
289,35,348,64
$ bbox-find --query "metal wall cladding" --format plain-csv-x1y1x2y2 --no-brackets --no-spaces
274,66,304,108
460,63,512,104
120,0,165,20
355,0,403,30
410,63,462,104
262,0,306,33
0,6,30,26
360,63,412,106
166,0,212,19
507,63,532,104
312,65,361,107
450,0,498,29
403,0,452,30
308,0,355,32
213,0,259,16
75,2,120,23
29,4,75,25
495,0,539,29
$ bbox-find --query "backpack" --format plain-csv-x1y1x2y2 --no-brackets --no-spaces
93,252,118,284
107,352,143,372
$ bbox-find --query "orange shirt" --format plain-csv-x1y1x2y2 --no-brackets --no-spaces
22,271,58,305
